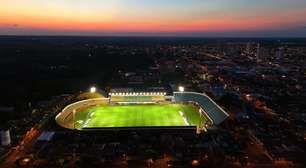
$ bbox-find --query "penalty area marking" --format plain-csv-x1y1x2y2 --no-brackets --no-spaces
82,111,95,128
179,111,190,126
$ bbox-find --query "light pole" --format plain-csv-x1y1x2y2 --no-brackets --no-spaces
90,86,96,93
178,86,185,92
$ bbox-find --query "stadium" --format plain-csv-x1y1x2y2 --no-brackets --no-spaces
55,87,229,133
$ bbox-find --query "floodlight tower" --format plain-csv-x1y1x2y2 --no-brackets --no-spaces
90,86,97,93
178,86,185,92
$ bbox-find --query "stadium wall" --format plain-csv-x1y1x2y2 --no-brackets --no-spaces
56,98,110,129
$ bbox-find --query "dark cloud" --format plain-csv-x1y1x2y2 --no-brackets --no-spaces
0,24,19,28
1,26,306,37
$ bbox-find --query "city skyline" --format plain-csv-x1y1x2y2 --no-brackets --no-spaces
0,0,306,37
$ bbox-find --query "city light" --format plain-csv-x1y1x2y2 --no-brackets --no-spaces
178,86,185,92
90,86,96,93
191,159,200,166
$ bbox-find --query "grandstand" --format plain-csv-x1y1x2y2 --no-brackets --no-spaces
173,92,229,125
109,87,166,103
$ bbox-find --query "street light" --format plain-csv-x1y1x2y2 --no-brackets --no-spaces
191,159,200,166
178,86,185,92
90,86,96,93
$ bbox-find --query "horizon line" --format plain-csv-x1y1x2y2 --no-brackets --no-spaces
1,34,306,39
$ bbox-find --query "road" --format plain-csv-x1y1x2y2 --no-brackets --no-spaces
0,126,42,168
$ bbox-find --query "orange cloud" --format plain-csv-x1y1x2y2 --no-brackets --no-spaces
0,5,305,33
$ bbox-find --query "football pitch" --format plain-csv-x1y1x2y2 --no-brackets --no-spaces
74,104,205,129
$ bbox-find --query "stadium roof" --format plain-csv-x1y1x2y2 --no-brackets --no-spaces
173,92,229,125
110,87,167,94
37,131,55,142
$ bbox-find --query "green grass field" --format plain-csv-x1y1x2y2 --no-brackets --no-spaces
74,104,205,129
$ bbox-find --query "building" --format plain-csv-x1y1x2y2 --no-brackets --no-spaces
1,130,11,146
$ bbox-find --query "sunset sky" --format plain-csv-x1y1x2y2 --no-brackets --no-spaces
1,0,306,37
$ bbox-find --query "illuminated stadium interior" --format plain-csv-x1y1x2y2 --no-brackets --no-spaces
55,88,228,133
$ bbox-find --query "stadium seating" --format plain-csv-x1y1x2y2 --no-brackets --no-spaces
110,95,165,102
173,92,229,125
